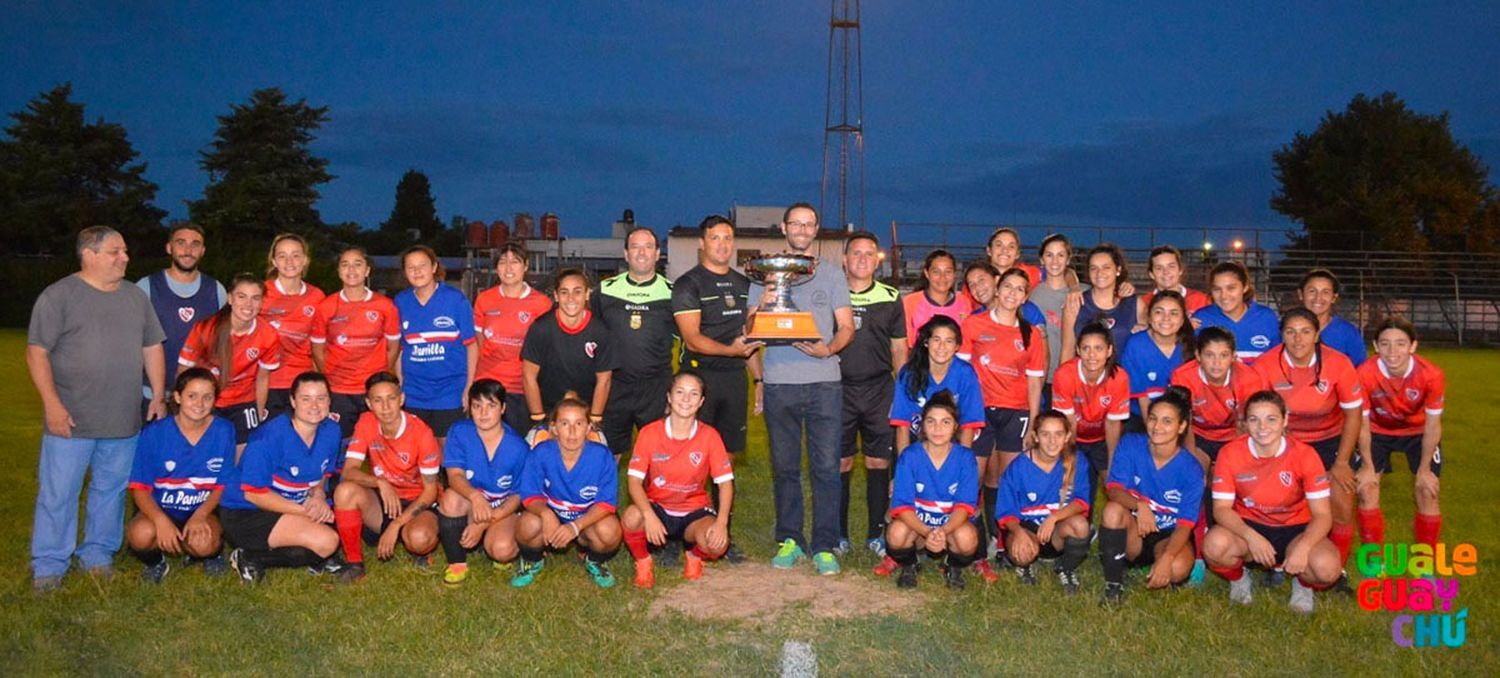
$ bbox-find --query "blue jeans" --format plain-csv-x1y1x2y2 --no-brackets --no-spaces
764,381,843,553
31,434,138,578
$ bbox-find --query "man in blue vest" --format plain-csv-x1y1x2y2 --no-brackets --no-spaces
135,223,226,418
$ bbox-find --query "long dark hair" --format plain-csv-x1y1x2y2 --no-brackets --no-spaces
205,273,264,392
1148,385,1194,449
1034,409,1078,505
914,249,957,292
998,267,1035,350
903,315,963,402
169,366,219,416
1209,261,1254,303
1076,321,1120,379
1085,243,1129,296
1278,307,1324,386
1146,290,1196,357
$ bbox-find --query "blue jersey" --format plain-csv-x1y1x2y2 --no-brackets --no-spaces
220,414,340,510
995,451,1093,529
442,419,530,508
128,416,235,520
1120,333,1185,417
890,443,980,528
1105,433,1205,530
520,439,618,523
1193,302,1280,363
395,283,477,410
890,359,986,436
1320,315,1367,368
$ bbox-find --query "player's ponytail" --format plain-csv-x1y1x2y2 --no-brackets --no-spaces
210,274,266,392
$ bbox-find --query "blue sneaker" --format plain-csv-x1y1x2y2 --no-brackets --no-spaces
833,538,851,556
511,559,545,588
585,560,617,589
771,539,806,569
813,551,841,576
865,537,887,558
1188,559,1206,587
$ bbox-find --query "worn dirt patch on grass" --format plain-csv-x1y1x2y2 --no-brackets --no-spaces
649,562,924,622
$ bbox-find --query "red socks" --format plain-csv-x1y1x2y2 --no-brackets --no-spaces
1192,518,1207,559
1329,522,1354,565
622,528,650,560
1414,513,1442,548
1209,560,1245,582
690,545,719,561
1297,575,1333,591
1357,507,1386,545
334,509,364,564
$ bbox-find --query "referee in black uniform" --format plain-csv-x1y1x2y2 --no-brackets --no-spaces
839,231,907,556
594,226,676,457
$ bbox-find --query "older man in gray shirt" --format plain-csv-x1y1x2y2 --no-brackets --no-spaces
748,203,855,575
27,226,166,591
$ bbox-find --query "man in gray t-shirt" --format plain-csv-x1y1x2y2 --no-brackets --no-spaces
27,226,166,591
747,203,854,573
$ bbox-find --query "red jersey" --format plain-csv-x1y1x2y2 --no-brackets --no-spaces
1050,358,1129,443
259,279,325,390
959,309,1046,410
1170,360,1266,442
902,290,975,348
1250,345,1363,444
1358,355,1445,437
345,411,440,501
1143,286,1211,314
310,289,401,395
627,418,733,515
473,284,554,391
177,317,282,407
1211,435,1330,527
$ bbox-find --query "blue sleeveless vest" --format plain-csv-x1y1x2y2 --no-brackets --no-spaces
148,270,222,387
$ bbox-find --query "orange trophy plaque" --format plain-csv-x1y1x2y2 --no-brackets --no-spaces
746,254,822,345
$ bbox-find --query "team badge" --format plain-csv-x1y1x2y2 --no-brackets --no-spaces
630,313,642,330
915,482,925,492
290,466,300,477
689,452,703,466
466,470,475,479
398,451,410,464
654,476,667,487
1027,492,1037,501
1100,395,1112,407
1406,388,1421,401
1315,380,1329,394
518,311,532,324
585,341,598,358
1279,471,1293,487
366,310,379,322
1225,398,1237,409
724,295,736,309
247,347,260,360
336,334,349,345
1102,317,1116,329
302,305,315,317
1147,371,1157,381
402,320,409,330
329,412,341,422
165,460,177,472
1013,339,1026,351
178,307,195,323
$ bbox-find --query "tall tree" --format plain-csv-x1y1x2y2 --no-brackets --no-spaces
381,169,444,241
1271,92,1497,252
190,88,333,245
0,83,165,255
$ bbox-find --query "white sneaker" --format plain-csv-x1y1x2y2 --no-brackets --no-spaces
1229,574,1254,605
1289,578,1315,614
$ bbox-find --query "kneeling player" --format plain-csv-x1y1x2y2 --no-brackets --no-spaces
437,379,531,586
1099,387,1204,603
996,410,1092,593
1203,391,1340,613
127,367,235,583
622,371,734,589
332,372,441,582
514,396,623,588
884,392,981,589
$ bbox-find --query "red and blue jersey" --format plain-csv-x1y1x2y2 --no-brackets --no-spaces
995,451,1093,529
889,359,987,437
890,442,980,528
395,283,476,410
520,439,618,523
220,414,340,510
1105,433,1205,530
128,416,234,521
1192,302,1280,363
442,419,530,508
1120,333,1185,417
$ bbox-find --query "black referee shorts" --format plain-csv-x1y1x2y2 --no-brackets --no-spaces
603,371,673,456
841,377,895,460
694,366,748,454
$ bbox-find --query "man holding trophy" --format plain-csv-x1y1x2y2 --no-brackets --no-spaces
746,203,855,575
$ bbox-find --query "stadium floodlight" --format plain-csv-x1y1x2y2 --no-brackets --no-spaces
1203,241,1214,252
1232,239,1245,251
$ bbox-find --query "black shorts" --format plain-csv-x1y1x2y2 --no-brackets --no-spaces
650,503,716,542
360,498,436,545
842,377,895,460
1018,520,1063,559
221,508,283,552
330,392,368,439
1306,436,1342,471
1078,440,1110,475
602,371,673,456
972,407,1029,457
215,402,263,445
1196,438,1229,463
501,391,531,436
265,388,292,421
1130,528,1189,567
1246,521,1306,568
1359,433,1443,476
695,366,747,453
408,407,465,438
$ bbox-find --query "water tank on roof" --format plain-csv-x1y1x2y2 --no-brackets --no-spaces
513,213,534,240
541,213,560,240
465,220,489,249
488,221,510,248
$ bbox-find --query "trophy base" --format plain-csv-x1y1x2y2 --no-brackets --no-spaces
748,311,822,346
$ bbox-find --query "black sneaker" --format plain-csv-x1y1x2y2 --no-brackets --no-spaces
1058,569,1081,595
338,562,366,584
1102,582,1124,605
141,559,170,585
1263,569,1286,587
896,562,919,589
943,564,966,590
722,542,746,565
1016,564,1037,586
1330,570,1355,596
228,548,263,584
200,555,228,578
656,542,682,569
411,554,431,571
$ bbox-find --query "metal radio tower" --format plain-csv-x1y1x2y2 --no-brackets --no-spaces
821,0,864,232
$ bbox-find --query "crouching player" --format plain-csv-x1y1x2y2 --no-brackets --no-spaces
1204,391,1340,613
219,371,343,583
885,392,981,589
127,367,235,583
995,410,1093,593
515,395,622,588
1098,387,1204,603
622,371,734,589
436,379,531,586
332,372,441,582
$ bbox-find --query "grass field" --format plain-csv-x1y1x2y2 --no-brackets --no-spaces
2,328,1495,675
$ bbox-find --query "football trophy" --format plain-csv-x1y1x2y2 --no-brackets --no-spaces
745,254,822,345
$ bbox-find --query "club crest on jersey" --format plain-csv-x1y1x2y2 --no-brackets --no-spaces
290,466,300,476
654,476,667,487
336,334,349,346
1027,492,1037,501
1147,371,1157,381
1099,395,1112,407
1279,471,1293,487
1406,388,1420,401
1315,380,1329,394
465,470,475,479
1102,317,1116,329
178,307,195,323
585,341,598,358
246,347,260,360
723,295,736,309
518,311,532,324
398,451,410,464
689,452,703,466
980,354,992,366
579,485,599,500
165,460,177,472
365,310,379,322
915,482,925,492
302,305,315,317
1164,489,1182,504
1251,335,1271,349
1013,339,1026,352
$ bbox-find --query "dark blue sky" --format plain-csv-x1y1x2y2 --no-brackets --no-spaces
5,2,1498,243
